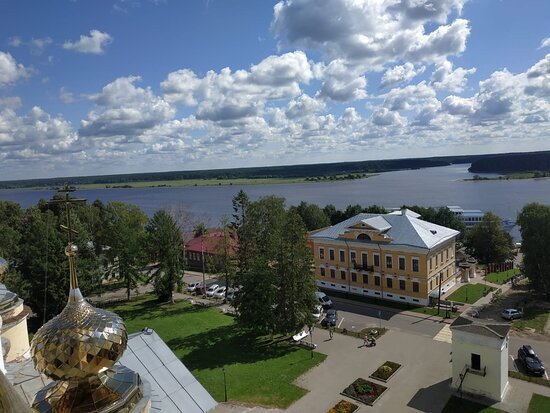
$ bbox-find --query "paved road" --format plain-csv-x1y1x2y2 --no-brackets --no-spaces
329,296,447,338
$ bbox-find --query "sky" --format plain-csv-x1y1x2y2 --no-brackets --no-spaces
0,0,549,180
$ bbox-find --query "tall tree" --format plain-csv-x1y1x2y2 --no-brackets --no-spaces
102,202,148,301
233,196,316,334
464,212,515,264
232,190,251,275
209,216,237,300
0,201,23,262
146,210,185,302
290,201,330,231
517,203,550,298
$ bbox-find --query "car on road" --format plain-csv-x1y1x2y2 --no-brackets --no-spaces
206,284,220,297
312,305,323,321
321,309,338,327
315,292,333,308
517,345,545,376
501,308,523,320
187,281,202,293
213,286,227,299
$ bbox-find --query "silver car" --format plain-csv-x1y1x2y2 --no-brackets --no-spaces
501,308,523,320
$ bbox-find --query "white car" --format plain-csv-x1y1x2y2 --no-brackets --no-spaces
501,308,523,320
312,305,323,321
315,291,333,308
206,284,219,297
187,281,202,293
213,286,227,299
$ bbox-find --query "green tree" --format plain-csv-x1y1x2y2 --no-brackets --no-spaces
517,203,550,298
232,190,251,275
193,222,207,238
363,204,388,214
289,201,330,231
0,201,23,262
209,216,237,300
464,212,515,264
146,210,185,302
233,196,316,334
102,202,148,301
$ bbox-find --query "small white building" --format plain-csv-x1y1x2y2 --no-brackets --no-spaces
450,316,510,402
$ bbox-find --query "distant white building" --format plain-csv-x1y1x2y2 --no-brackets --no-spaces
447,206,485,229
450,316,510,402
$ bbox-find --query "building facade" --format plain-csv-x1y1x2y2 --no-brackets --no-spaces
184,230,237,272
308,209,460,306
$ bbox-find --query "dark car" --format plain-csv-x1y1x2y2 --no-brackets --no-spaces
518,345,545,376
321,309,338,327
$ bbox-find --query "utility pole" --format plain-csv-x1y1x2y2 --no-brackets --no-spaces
201,238,206,298
437,272,443,315
222,367,227,402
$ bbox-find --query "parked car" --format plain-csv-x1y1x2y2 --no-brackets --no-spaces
501,308,523,320
312,305,323,321
195,284,207,295
321,309,338,327
226,290,237,302
315,291,333,308
213,286,227,299
187,281,202,293
518,345,545,376
206,284,219,297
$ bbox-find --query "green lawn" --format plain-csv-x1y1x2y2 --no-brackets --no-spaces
513,306,550,333
485,269,520,285
528,393,550,412
442,396,506,413
447,284,494,304
108,296,326,408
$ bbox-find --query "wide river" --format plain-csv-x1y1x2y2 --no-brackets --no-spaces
2,164,549,239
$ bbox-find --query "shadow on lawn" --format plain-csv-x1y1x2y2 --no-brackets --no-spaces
168,325,300,370
108,297,205,321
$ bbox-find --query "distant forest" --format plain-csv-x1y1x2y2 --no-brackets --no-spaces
2,150,549,189
469,151,550,173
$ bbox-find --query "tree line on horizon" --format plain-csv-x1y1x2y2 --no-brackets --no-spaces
0,192,549,334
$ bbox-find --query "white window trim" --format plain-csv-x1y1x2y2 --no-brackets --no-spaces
411,256,420,272
385,254,393,268
398,255,406,270
373,253,380,265
339,249,346,262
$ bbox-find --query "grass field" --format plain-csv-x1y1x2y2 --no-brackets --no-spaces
528,393,550,413
446,284,494,304
442,396,506,413
108,296,326,408
485,269,520,285
69,173,377,189
513,306,550,333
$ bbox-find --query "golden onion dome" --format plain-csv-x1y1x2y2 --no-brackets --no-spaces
30,244,127,381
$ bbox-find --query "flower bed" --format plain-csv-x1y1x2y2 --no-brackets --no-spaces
328,400,359,413
341,378,387,406
369,361,402,382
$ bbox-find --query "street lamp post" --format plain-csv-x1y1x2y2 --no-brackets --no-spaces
437,272,443,316
223,367,227,402
201,238,206,298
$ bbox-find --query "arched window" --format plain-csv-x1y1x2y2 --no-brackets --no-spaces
357,233,371,241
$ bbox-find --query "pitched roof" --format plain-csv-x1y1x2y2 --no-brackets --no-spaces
450,316,510,339
309,210,459,249
185,230,237,255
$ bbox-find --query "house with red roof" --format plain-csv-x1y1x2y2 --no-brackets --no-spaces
184,230,238,271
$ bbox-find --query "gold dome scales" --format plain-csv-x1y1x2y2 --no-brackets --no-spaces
30,186,142,412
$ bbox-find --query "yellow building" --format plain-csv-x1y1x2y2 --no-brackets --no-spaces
308,208,460,306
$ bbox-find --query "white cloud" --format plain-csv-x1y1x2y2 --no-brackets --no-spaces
63,30,113,54
0,96,22,109
59,87,75,103
79,76,175,141
8,37,22,47
539,37,550,49
0,51,30,87
29,37,53,55
371,107,405,126
380,62,425,88
317,59,367,102
430,60,476,92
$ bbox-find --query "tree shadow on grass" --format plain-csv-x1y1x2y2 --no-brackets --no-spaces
108,296,205,321
167,325,301,371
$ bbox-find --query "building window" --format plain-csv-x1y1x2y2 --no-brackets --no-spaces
320,267,325,277
362,274,368,284
330,269,335,278
373,254,380,267
429,257,433,271
350,251,356,263
435,254,439,266
412,258,419,272
446,249,448,261
471,353,481,371
385,255,392,269
413,282,419,292
430,279,433,290
319,248,325,260
351,272,357,282
386,277,393,288
340,270,346,280
362,252,368,266
339,250,345,262
329,249,335,260
399,279,405,290
398,256,405,271
413,298,419,303
374,276,380,286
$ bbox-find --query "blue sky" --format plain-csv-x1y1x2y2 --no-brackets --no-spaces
0,0,549,180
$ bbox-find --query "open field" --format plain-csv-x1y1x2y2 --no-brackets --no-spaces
108,295,326,408
447,284,494,304
485,268,520,285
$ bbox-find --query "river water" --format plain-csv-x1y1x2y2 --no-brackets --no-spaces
2,164,549,239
